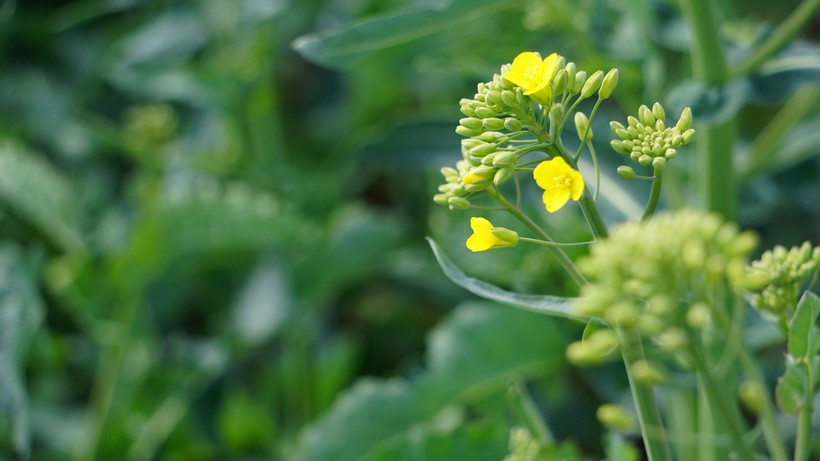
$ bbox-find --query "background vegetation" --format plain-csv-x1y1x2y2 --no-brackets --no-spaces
0,0,817,459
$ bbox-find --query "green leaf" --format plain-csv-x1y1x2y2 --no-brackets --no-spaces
775,291,819,414
364,419,509,461
0,141,84,252
291,0,523,70
290,302,568,461
788,291,820,360
605,433,639,461
0,245,45,457
427,238,586,320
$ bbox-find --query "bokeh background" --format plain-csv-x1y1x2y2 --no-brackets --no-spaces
0,0,818,459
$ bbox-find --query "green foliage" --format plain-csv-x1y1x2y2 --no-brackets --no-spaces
776,291,820,413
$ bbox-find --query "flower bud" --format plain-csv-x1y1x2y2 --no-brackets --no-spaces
638,105,656,126
500,90,518,107
459,117,483,130
469,143,496,158
599,68,619,99
493,166,515,185
504,118,523,132
474,106,495,118
652,102,666,122
433,194,449,205
631,360,666,385
617,165,637,180
686,303,711,328
548,103,564,127
581,70,604,98
552,69,569,95
676,107,692,132
447,196,470,209
682,128,696,144
739,381,766,415
572,71,587,93
652,157,667,170
490,227,519,245
482,118,506,131
658,327,688,352
610,140,630,155
596,404,634,431
574,112,592,142
492,151,516,167
455,125,481,137
638,154,653,166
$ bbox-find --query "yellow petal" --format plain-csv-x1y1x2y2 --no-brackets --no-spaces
541,53,560,82
533,157,571,189
466,217,498,252
570,169,585,200
504,52,543,91
543,187,571,213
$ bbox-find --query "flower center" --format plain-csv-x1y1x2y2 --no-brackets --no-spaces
553,174,572,188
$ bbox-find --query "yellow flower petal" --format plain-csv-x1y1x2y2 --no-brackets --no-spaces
543,187,571,213
466,217,499,252
533,156,571,189
504,52,543,90
570,169,585,200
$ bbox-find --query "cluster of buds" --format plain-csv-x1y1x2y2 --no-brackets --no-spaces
572,210,759,364
610,103,694,172
746,242,820,320
434,52,619,211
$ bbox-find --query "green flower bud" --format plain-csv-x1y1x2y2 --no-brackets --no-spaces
682,128,696,144
652,102,666,122
504,118,523,132
604,302,639,327
611,140,631,155
596,404,634,431
658,327,688,352
574,112,592,142
469,143,496,158
610,120,626,132
480,152,498,166
617,165,637,180
599,68,619,99
490,227,519,245
686,303,711,328
500,90,518,107
554,70,569,96
455,125,481,137
638,154,653,166
477,131,507,143
549,103,564,127
440,166,459,179
739,381,766,415
474,106,496,118
460,105,476,117
652,157,667,169
447,196,470,209
460,117,483,129
492,151,516,167
493,166,515,185
676,107,692,132
433,194,449,205
485,90,503,106
631,360,666,385
638,105,656,126
482,117,506,131
572,71,587,93
581,70,604,98
664,148,676,159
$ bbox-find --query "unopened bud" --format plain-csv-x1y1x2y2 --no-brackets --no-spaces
553,69,569,95
739,381,766,415
681,128,696,144
597,404,634,431
474,106,495,118
469,143,496,158
658,327,688,352
491,151,516,167
504,118,523,132
652,102,666,122
575,112,592,142
652,157,667,169
638,105,656,126
490,227,519,245
455,125,481,137
676,107,693,132
447,196,470,210
599,68,619,99
482,118,505,131
549,103,565,127
493,166,515,185
572,71,587,93
686,303,711,328
581,70,604,98
617,165,637,180
433,194,449,205
632,360,666,385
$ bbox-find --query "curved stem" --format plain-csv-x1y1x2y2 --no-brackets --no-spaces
617,329,673,461
487,187,587,287
518,236,594,247
642,166,663,221
587,141,600,202
732,0,820,77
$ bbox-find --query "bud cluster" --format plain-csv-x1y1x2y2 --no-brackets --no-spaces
746,242,820,320
574,210,759,354
610,103,694,170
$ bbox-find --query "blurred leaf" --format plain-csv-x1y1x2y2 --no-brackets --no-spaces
775,291,819,414
0,245,45,457
292,0,523,70
114,7,207,66
665,79,751,125
0,141,84,252
364,420,509,461
231,258,291,346
605,433,639,461
290,302,567,461
427,238,585,320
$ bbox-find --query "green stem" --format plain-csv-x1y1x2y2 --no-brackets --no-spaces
794,362,814,461
732,0,820,77
707,298,790,461
518,236,594,247
689,348,757,461
617,329,673,461
487,187,587,286
679,0,736,218
641,166,663,221
741,86,820,178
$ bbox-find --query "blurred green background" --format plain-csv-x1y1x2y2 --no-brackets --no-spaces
0,0,817,459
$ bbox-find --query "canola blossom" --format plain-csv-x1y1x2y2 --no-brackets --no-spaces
533,157,584,212
503,52,559,105
466,217,518,252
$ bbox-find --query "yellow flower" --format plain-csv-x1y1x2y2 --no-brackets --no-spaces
533,157,584,212
503,52,560,105
466,217,518,252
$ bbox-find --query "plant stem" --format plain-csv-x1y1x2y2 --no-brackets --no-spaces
679,0,736,218
487,187,587,286
794,362,814,461
518,236,593,247
616,329,672,461
732,0,820,77
641,166,663,221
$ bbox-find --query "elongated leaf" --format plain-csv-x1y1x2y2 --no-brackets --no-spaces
365,420,509,461
0,245,45,457
427,238,586,320
775,291,819,413
290,302,568,461
292,0,523,69
0,141,84,252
